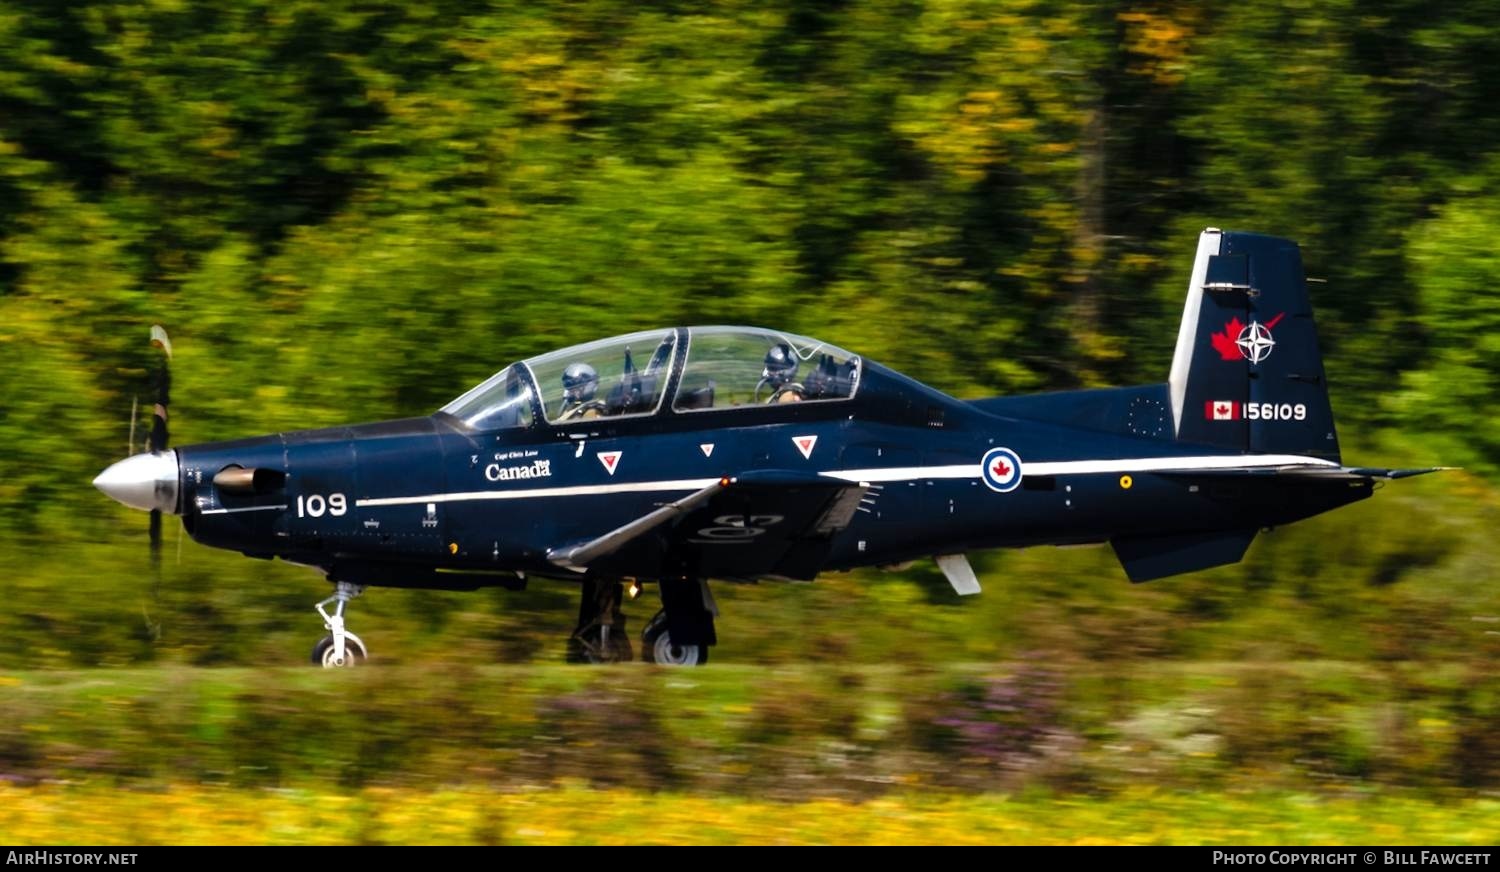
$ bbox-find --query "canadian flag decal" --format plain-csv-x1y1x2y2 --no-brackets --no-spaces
597,450,622,475
1205,401,1239,421
792,435,818,460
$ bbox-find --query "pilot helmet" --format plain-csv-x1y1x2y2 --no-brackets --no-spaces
562,362,598,403
762,342,799,387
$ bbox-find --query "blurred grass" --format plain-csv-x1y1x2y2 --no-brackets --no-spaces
1,783,1495,845
1,663,1495,796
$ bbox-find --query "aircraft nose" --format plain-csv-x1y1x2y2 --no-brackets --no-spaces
93,450,180,514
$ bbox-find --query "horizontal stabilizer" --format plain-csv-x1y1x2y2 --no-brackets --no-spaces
1112,529,1257,583
1337,466,1452,480
1154,464,1451,481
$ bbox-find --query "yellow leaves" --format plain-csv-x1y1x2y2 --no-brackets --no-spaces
896,6,1094,191
498,52,566,74
448,35,597,127
1118,9,1199,86
1,784,1497,845
900,88,1057,184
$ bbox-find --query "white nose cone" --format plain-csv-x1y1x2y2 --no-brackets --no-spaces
93,450,180,514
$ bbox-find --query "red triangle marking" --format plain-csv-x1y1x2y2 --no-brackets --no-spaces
597,451,621,475
793,435,818,459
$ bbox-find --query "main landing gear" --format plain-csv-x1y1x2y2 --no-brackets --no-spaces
642,577,717,665
312,581,368,667
568,579,632,664
570,577,717,666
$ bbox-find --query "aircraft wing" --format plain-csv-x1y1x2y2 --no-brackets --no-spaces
547,470,868,580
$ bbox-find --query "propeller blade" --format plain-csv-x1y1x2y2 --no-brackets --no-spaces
146,325,171,641
148,325,170,455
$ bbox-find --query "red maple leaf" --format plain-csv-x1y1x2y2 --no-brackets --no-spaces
1211,317,1244,361
991,460,1011,478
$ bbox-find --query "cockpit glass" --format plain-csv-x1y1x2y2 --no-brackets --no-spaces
524,329,678,424
440,364,536,430
674,327,860,412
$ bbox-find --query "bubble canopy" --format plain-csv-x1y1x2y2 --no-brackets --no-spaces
439,327,861,429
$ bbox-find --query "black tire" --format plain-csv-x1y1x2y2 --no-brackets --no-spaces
641,611,708,666
311,635,367,667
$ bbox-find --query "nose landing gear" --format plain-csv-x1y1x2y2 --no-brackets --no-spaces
312,581,368,667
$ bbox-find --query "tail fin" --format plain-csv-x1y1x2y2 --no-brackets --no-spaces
1168,229,1340,462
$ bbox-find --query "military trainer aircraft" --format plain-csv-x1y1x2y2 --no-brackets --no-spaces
94,229,1441,666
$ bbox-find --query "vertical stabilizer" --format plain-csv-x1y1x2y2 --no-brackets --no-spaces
1167,229,1340,461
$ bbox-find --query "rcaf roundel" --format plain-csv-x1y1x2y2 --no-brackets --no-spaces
792,434,818,460
980,447,1023,493
597,450,622,476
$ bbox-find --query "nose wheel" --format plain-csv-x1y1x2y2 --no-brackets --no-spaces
312,581,369,667
312,634,367,667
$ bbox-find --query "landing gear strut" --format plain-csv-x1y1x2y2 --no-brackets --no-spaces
568,578,632,663
312,581,368,667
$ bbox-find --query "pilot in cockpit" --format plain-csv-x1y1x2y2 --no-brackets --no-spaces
759,342,805,403
559,362,605,420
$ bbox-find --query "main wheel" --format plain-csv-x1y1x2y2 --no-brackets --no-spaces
311,635,367,667
641,611,708,666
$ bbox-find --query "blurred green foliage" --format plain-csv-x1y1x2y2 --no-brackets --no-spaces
0,0,1497,674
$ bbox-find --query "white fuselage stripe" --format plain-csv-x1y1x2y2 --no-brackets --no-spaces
350,454,1339,508
821,453,1336,482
